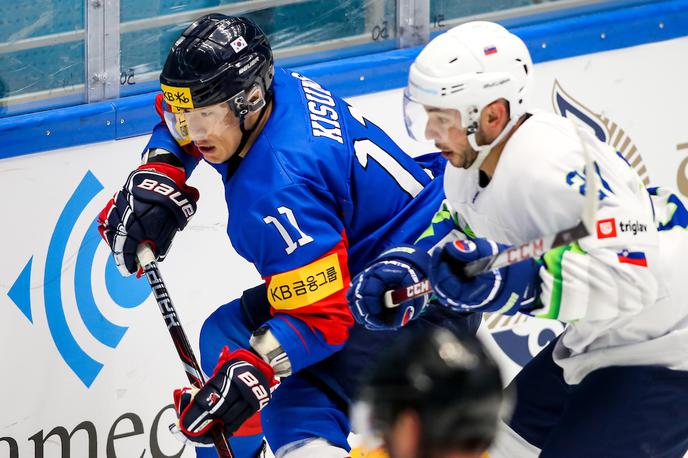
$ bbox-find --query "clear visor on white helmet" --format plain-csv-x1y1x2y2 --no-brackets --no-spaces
162,85,266,144
403,87,464,144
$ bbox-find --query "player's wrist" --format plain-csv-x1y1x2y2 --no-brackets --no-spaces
249,326,292,378
369,244,431,276
136,162,194,193
214,346,277,385
141,147,184,167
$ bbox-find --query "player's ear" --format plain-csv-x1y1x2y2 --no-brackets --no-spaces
243,85,267,129
483,99,509,134
247,85,263,105
486,100,506,123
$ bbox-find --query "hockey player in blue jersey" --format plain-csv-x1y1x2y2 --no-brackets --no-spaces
97,14,477,458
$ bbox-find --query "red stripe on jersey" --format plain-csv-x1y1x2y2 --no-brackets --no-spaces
264,234,353,346
275,314,310,353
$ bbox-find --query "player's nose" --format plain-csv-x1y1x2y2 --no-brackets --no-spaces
187,123,208,142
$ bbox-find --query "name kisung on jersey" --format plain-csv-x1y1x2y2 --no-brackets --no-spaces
291,72,344,144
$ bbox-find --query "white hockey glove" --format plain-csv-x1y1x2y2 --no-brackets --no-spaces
533,244,590,322
532,243,620,322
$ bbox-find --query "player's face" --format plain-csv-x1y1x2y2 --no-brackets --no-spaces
163,101,245,163
187,104,244,164
385,412,488,458
424,108,477,169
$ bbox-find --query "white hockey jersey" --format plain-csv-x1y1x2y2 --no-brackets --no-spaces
443,111,688,384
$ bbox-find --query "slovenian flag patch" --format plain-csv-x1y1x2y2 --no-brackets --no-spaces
617,250,647,267
484,46,497,55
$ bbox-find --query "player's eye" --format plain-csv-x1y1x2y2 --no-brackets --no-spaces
435,115,451,126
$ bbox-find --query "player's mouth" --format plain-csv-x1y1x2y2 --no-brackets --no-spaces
435,143,451,155
197,145,216,156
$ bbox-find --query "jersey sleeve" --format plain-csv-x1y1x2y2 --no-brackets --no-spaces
234,183,354,373
414,199,469,253
143,93,202,177
537,219,660,323
529,154,661,323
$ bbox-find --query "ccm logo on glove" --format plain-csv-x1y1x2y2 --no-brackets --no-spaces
406,281,431,297
137,178,195,219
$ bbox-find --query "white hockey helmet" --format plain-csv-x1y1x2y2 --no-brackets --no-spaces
404,21,533,157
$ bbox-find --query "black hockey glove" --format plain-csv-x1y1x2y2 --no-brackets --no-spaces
98,162,199,276
170,347,276,447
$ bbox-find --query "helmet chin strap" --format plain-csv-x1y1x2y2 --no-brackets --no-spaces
223,102,269,181
466,115,520,170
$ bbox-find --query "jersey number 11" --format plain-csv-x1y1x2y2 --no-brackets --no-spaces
263,206,314,254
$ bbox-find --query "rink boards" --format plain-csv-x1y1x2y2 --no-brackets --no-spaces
1,24,688,458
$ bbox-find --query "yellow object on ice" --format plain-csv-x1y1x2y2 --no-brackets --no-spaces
350,446,390,458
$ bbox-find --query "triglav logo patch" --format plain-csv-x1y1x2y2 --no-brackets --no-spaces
596,218,618,239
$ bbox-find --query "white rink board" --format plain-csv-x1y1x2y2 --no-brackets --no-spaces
1,36,687,457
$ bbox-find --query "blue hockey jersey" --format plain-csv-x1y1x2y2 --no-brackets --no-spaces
147,68,448,384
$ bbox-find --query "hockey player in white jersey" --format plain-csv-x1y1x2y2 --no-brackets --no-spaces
347,21,688,457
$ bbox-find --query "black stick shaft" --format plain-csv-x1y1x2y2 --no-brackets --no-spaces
140,254,234,458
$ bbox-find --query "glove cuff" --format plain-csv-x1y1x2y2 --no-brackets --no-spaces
214,347,277,387
372,244,431,277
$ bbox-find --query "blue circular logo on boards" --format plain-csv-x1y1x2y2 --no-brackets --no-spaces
7,171,150,387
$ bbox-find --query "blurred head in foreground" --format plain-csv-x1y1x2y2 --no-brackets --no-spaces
353,327,510,458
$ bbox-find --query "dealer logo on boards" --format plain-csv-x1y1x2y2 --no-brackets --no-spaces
7,171,151,387
551,80,651,187
485,312,564,367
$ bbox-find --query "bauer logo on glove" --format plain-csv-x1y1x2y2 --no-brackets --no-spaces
136,177,196,219
236,371,270,409
170,347,277,447
97,162,199,276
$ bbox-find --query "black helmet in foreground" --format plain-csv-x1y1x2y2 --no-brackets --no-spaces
354,326,510,454
160,14,274,113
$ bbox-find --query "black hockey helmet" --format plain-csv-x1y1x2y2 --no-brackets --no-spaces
353,327,509,453
160,14,274,113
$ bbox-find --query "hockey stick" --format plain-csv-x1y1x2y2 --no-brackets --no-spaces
137,244,234,458
385,121,599,308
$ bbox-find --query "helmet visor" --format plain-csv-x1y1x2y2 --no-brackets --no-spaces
403,89,462,144
162,86,266,144
163,100,239,144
